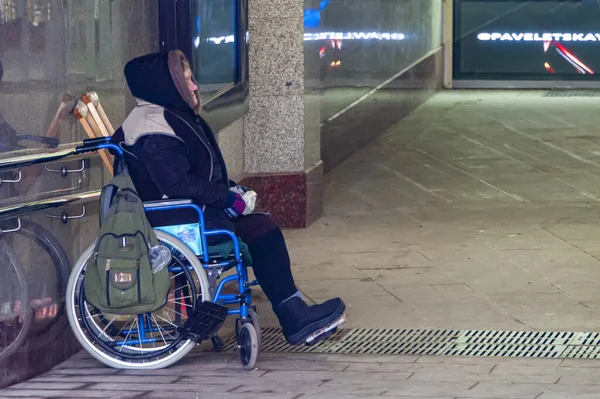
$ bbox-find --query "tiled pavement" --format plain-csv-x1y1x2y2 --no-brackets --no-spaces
7,90,600,397
7,350,600,398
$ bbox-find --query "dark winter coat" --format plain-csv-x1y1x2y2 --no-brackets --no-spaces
110,51,236,238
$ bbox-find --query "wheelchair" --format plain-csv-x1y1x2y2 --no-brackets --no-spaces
65,139,262,370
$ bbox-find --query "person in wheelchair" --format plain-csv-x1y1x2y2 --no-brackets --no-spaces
110,50,346,346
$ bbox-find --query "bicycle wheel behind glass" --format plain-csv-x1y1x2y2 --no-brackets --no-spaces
8,219,71,351
0,239,32,363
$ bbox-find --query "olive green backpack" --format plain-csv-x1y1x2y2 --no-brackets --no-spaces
83,170,171,315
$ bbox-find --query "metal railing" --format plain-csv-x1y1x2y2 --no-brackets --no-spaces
0,142,88,174
0,190,101,223
0,137,113,222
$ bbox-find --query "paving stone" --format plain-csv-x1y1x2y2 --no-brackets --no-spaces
320,376,434,390
463,382,548,398
0,397,43,399
552,371,600,385
233,384,388,396
245,359,351,372
53,359,104,369
259,352,421,364
296,278,391,298
120,365,268,377
302,396,453,399
363,267,460,288
344,362,493,375
0,392,63,398
45,368,120,376
559,358,600,368
0,390,141,398
52,392,143,399
91,380,242,390
7,382,86,390
33,375,179,384
538,394,600,399
416,356,563,366
87,382,231,395
257,369,414,384
377,381,476,397
143,393,299,399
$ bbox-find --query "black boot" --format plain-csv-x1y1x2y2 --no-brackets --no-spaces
273,296,346,346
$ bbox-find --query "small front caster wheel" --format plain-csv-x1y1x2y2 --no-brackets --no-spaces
237,323,258,370
248,308,261,351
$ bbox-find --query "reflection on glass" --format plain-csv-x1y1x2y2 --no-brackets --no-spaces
0,0,158,201
192,0,238,101
454,0,600,80
303,0,440,123
0,1,162,386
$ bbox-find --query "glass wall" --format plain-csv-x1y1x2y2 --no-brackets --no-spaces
0,0,159,387
454,0,600,81
306,0,444,172
305,0,443,123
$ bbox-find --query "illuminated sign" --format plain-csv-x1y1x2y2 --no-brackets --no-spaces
478,32,600,42
454,0,600,80
198,32,405,47
304,32,405,41
207,35,235,44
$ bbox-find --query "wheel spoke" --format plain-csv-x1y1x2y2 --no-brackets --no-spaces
152,314,178,339
151,314,171,346
99,315,118,338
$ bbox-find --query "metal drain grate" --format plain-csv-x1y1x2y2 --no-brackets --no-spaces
456,330,575,346
562,346,600,359
217,328,600,359
543,89,600,97
443,343,567,358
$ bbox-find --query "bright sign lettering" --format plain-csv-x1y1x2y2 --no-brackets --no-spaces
198,31,405,48
304,32,405,41
207,35,236,44
478,32,600,42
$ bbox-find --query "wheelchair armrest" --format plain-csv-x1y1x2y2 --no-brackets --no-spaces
143,199,193,209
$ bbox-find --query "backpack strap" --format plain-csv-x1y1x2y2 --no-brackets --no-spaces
99,184,117,227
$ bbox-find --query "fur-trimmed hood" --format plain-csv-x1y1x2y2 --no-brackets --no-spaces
124,50,199,114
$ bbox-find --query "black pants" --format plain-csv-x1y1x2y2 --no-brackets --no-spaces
234,213,298,306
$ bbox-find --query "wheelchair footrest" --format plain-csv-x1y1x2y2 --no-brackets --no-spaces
181,301,228,343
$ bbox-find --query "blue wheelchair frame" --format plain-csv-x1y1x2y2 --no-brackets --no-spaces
75,138,258,348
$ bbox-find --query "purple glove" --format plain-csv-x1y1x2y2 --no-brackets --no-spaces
224,192,247,219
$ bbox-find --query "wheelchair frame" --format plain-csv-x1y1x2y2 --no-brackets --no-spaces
145,199,259,314
66,138,261,369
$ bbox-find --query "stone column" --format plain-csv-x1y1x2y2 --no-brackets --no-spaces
241,0,323,228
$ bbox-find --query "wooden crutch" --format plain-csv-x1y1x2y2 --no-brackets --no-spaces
81,93,110,138
73,100,113,173
85,91,114,135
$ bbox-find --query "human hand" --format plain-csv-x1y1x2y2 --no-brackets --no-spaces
224,190,258,218
229,185,257,215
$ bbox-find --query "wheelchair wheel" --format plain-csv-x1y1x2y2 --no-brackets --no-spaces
237,323,258,370
66,230,211,369
248,308,261,351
